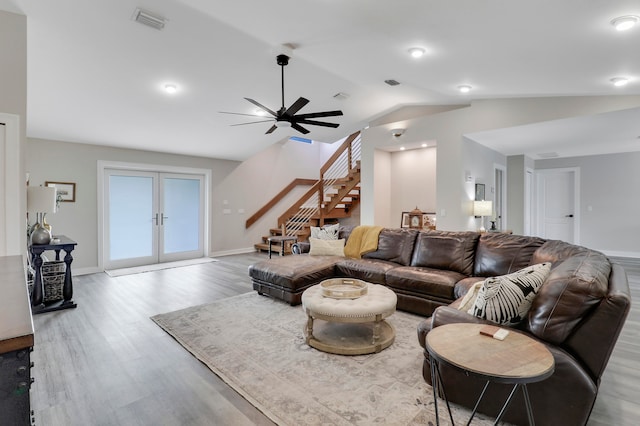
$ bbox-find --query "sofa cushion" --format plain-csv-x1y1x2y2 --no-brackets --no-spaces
362,228,418,266
385,266,466,299
468,263,552,325
410,230,479,275
530,239,590,266
526,251,610,344
473,233,546,277
308,238,345,256
248,254,339,291
335,258,398,284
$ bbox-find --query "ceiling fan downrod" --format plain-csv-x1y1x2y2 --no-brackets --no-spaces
277,54,289,113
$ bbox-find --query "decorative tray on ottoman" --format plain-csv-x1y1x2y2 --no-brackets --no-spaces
320,278,368,299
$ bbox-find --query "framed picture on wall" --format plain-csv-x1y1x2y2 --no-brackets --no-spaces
45,181,76,202
475,183,485,201
401,212,410,228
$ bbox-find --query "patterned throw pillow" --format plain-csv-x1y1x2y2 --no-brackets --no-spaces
468,262,552,325
310,223,339,240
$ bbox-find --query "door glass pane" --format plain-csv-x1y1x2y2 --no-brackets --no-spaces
163,177,201,254
109,175,153,260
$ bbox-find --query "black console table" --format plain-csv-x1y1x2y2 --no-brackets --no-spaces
29,235,78,314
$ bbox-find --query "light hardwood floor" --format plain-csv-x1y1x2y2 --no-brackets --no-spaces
31,254,639,425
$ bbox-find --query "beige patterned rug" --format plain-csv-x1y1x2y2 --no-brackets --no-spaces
151,292,494,425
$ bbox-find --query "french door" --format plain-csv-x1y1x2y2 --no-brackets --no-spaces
104,169,204,269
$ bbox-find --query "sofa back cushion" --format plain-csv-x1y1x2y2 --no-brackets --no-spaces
530,239,589,266
525,250,610,345
362,228,418,266
410,230,479,275
473,233,546,277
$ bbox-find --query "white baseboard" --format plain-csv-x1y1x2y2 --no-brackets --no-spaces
209,247,257,257
72,266,103,276
602,250,640,259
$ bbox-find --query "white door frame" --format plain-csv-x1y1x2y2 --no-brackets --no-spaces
524,167,534,235
493,163,507,230
534,167,580,244
97,160,211,271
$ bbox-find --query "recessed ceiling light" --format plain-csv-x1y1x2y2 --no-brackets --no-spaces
421,143,428,148
458,85,472,93
400,147,406,151
408,47,425,58
611,15,639,31
610,77,629,87
164,84,177,94
254,108,267,116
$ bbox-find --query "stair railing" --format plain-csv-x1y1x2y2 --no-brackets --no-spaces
283,131,361,236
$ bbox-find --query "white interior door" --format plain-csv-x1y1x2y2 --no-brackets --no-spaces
104,169,204,269
535,168,580,243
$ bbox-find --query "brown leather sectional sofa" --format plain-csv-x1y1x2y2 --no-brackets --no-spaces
248,226,631,425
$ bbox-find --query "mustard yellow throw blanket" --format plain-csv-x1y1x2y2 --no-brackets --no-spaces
344,225,383,259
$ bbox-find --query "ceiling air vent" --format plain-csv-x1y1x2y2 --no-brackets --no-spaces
132,8,166,30
385,79,401,86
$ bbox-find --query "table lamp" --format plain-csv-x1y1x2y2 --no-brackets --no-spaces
473,200,493,232
27,186,57,245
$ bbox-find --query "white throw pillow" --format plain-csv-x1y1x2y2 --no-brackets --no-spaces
468,262,552,325
308,237,345,256
310,223,339,240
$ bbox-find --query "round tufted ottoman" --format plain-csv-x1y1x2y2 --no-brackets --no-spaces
301,282,397,355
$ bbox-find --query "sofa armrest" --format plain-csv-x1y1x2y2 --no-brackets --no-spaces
291,242,310,254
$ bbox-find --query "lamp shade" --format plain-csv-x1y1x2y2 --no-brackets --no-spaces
27,186,57,213
473,200,493,217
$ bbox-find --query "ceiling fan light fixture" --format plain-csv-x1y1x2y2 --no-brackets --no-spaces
611,77,629,87
408,47,425,58
611,15,639,31
275,120,292,128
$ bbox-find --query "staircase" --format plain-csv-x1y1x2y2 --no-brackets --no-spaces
251,131,361,255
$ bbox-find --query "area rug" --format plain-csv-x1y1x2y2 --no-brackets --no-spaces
151,292,495,425
105,257,217,277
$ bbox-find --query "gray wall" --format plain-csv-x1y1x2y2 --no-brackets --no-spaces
536,152,640,257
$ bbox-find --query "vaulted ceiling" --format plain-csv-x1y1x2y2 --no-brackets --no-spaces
2,0,640,160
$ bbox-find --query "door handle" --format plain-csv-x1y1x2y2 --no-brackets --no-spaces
161,214,168,225
152,213,159,225
565,214,574,218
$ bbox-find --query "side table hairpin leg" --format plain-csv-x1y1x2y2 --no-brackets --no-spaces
430,357,455,426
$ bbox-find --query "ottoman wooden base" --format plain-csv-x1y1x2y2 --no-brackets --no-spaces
305,319,395,355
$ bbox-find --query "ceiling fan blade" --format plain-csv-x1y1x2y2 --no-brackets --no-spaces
292,123,310,134
230,119,276,127
265,124,278,134
219,111,271,118
285,97,309,116
244,98,277,117
296,119,340,128
294,110,343,119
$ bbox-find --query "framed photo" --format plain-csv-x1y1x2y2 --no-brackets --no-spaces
45,181,76,202
401,212,410,228
475,183,485,201
422,212,437,228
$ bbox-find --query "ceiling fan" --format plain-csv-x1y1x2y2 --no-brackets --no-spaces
220,54,343,135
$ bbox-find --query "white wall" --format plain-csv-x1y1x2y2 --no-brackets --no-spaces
536,152,640,257
361,96,640,237
0,11,27,257
26,137,342,271
390,147,437,227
